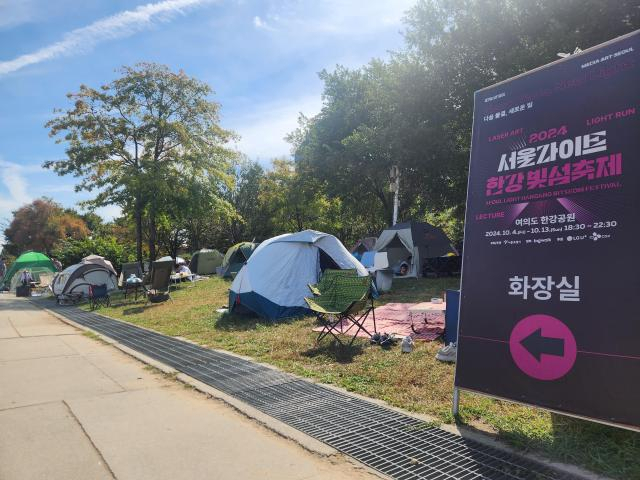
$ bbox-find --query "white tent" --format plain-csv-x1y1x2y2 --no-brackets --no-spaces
81,254,117,275
51,263,118,298
157,256,186,265
229,230,367,320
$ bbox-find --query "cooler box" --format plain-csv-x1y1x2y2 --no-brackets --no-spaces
16,285,31,297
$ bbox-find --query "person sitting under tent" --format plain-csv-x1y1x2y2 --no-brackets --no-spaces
174,262,194,282
175,262,190,274
19,269,34,286
393,256,412,276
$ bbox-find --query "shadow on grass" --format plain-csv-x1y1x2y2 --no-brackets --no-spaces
120,303,164,316
214,311,298,332
302,340,366,364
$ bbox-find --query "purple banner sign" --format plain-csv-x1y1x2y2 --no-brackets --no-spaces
455,31,640,430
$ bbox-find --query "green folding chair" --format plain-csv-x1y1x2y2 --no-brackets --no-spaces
305,274,377,347
308,269,357,296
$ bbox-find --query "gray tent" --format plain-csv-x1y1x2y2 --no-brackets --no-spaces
190,249,224,275
374,221,457,278
51,263,118,298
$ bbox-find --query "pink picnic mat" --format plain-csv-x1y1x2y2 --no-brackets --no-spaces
312,302,444,341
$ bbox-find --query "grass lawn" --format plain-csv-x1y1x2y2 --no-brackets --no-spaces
81,276,638,479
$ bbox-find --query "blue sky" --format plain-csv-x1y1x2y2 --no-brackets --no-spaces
0,0,414,238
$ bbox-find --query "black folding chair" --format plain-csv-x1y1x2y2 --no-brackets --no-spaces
89,284,111,310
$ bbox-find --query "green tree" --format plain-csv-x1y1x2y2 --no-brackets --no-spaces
155,173,236,256
225,159,270,243
52,236,136,273
402,0,640,155
290,0,640,241
289,61,462,235
45,62,238,263
258,158,343,235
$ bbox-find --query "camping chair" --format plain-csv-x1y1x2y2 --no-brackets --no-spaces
305,275,376,347
145,260,174,303
89,284,111,310
34,273,53,295
308,269,357,296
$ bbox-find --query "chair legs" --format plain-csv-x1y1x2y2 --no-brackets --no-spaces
90,295,110,310
316,314,344,345
316,306,377,347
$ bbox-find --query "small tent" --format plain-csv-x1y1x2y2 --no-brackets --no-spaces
190,248,224,275
81,254,117,275
351,237,378,260
229,230,367,320
51,262,118,298
374,221,457,278
1,251,57,291
222,242,258,278
157,255,186,265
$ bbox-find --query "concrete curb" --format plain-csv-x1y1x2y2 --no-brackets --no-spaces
32,300,608,480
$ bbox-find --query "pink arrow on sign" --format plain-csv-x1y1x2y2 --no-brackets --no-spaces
509,314,577,381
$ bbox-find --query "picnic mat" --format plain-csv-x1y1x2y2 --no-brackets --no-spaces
312,302,444,341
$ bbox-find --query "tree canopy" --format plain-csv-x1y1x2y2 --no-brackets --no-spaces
3,198,89,256
45,62,238,262
3,1,633,262
289,0,640,245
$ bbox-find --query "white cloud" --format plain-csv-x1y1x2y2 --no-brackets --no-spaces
227,94,322,162
252,15,275,31
256,0,415,38
0,158,32,247
37,183,76,194
94,204,122,222
0,0,36,29
0,159,31,213
0,0,216,76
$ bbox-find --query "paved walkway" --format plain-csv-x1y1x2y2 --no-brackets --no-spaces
0,296,377,480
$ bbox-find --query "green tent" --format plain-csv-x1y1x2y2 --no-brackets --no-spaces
189,248,224,275
222,242,258,278
1,251,57,291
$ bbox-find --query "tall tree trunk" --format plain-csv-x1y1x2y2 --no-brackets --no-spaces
134,198,144,268
148,201,157,262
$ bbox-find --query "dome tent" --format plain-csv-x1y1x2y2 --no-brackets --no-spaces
374,221,458,278
222,242,258,278
1,251,57,291
190,248,224,275
81,254,117,275
229,230,367,320
51,262,118,298
157,256,186,265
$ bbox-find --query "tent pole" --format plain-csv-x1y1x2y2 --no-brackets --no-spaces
391,166,400,226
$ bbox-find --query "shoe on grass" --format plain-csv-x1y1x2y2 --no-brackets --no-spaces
436,342,457,362
379,333,392,346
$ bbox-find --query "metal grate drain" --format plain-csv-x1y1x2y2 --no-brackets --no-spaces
43,303,583,480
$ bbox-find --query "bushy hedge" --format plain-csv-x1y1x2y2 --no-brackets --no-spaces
53,237,136,273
